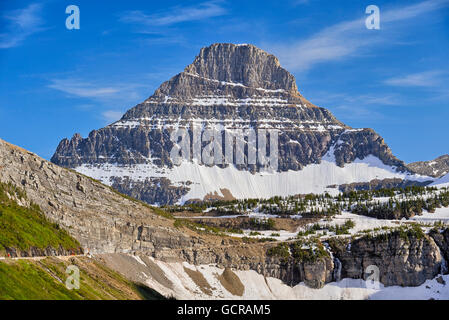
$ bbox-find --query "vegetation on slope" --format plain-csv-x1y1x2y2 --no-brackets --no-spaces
164,185,449,220
0,181,167,300
297,219,355,237
267,239,330,263
0,256,166,300
0,182,80,254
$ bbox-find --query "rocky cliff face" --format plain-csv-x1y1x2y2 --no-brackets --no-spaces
0,138,196,255
429,228,449,268
158,228,449,289
172,242,335,289
51,43,418,205
329,231,445,287
408,155,449,178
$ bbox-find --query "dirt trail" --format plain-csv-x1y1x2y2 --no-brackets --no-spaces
0,254,87,262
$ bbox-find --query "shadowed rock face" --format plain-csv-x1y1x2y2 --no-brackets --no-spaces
329,232,444,287
337,178,431,193
178,229,449,289
429,229,449,264
51,43,410,205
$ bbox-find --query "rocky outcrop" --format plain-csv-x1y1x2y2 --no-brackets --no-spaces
0,138,198,255
110,176,190,205
332,129,406,170
172,241,334,289
156,43,299,98
429,228,449,267
338,178,431,192
329,231,445,287
51,43,412,205
247,256,334,289
408,155,449,178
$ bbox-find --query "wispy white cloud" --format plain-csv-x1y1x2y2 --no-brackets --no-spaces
48,79,121,98
138,34,187,45
47,77,151,111
333,104,384,121
101,110,123,122
384,70,446,87
47,77,148,123
335,93,402,106
309,92,405,120
120,1,227,27
312,92,403,106
0,3,45,49
383,69,449,102
381,0,449,23
268,0,449,72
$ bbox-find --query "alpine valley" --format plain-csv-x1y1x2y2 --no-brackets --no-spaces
2,44,449,300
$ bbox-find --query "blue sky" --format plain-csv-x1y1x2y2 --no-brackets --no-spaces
0,0,448,163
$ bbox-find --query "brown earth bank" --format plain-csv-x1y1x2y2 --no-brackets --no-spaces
2,245,83,258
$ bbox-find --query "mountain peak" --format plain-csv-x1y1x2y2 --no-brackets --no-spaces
51,42,417,205
183,43,298,92
148,43,299,101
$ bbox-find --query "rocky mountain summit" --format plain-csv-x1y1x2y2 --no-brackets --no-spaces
51,43,426,205
408,155,449,178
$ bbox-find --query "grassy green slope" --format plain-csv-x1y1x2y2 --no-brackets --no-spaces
0,181,166,300
0,256,166,300
0,182,80,254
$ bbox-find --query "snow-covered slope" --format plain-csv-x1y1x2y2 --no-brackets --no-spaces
112,255,449,300
432,173,449,187
75,154,430,204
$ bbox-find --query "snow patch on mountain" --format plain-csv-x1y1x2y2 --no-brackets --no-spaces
74,154,431,204
109,117,343,131
137,257,449,300
432,173,449,187
411,206,449,223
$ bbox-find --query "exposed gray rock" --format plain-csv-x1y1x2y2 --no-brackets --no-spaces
429,228,449,267
338,178,432,193
329,231,444,287
110,176,190,205
436,276,446,285
0,138,198,255
408,155,449,178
